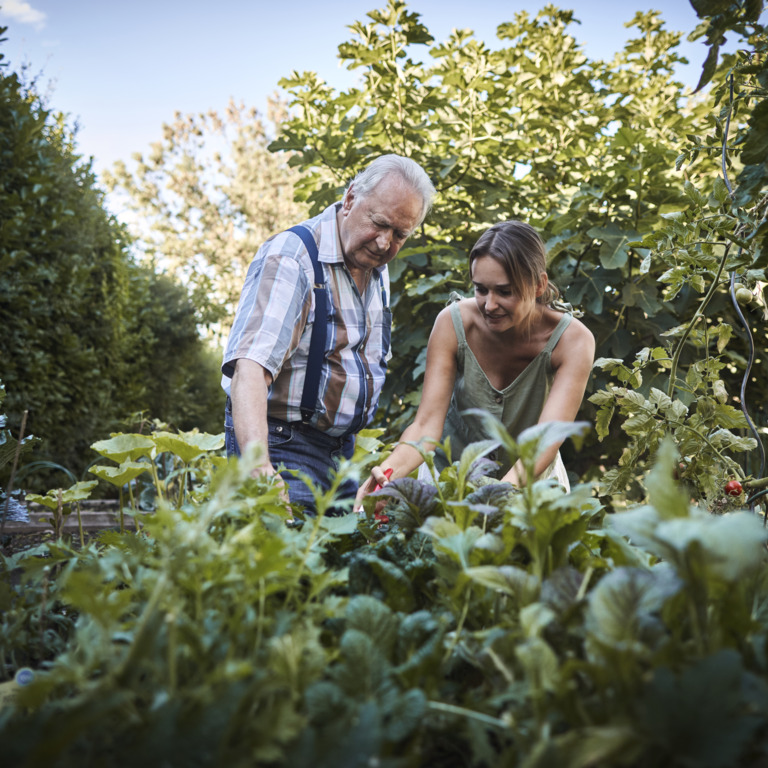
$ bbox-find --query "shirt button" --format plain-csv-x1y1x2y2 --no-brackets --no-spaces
494,395,503,404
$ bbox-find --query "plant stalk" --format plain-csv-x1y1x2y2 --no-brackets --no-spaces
666,243,731,399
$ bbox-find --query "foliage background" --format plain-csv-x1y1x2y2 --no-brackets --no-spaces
0,32,223,490
2,1,768,503
268,0,768,498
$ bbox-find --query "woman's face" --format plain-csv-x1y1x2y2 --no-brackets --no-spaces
471,256,519,332
471,255,547,333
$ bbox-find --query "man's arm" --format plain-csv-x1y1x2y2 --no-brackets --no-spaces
230,358,278,477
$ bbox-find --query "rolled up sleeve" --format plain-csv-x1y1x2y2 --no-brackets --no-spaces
222,252,311,379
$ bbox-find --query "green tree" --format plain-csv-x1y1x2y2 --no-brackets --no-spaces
270,4,717,425
122,268,224,435
0,28,223,487
104,98,307,336
0,28,132,481
268,1,768,505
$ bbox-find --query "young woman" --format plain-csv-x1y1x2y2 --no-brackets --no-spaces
356,220,595,502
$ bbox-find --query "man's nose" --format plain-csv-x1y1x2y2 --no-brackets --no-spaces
376,229,393,251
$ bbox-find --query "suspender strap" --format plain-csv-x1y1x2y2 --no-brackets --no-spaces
288,226,327,424
379,272,388,309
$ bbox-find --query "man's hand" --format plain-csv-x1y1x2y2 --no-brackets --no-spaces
254,462,290,504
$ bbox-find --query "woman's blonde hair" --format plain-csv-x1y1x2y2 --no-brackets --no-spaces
468,220,560,335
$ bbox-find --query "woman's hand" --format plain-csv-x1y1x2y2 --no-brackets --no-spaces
354,466,393,512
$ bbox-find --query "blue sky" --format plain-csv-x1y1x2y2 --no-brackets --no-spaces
0,0,726,178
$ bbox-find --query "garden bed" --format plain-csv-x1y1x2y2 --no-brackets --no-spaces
1,499,130,555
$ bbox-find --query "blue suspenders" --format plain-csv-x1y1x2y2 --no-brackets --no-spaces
287,226,327,424
287,225,389,427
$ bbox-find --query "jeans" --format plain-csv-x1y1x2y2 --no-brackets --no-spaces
224,398,356,515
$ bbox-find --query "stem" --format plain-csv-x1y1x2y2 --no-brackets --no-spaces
128,479,142,532
255,577,265,653
284,502,327,608
149,457,164,502
484,645,514,685
113,572,169,685
55,490,63,540
39,566,49,652
166,613,177,694
745,476,768,491
666,244,731,398
75,501,85,548
427,701,508,730
576,566,594,602
443,589,471,663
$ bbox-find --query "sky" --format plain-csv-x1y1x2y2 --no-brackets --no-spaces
0,0,732,181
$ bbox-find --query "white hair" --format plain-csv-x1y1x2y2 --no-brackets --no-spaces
344,154,435,225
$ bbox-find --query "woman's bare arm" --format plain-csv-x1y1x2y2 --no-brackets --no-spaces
356,307,459,503
503,317,595,485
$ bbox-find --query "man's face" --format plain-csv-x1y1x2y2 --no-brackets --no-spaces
338,175,423,275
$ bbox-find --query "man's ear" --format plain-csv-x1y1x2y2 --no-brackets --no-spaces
341,184,355,214
535,273,548,298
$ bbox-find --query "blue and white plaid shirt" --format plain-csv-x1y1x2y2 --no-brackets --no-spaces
222,203,392,437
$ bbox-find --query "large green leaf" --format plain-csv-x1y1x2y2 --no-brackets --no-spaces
585,565,681,652
638,651,768,768
25,480,98,510
89,461,150,488
91,434,155,464
152,431,224,463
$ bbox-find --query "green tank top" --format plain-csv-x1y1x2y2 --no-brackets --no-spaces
436,300,573,476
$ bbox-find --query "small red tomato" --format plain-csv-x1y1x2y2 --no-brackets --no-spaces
724,480,743,497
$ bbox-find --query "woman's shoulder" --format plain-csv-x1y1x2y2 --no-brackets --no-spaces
562,312,594,341
543,304,591,333
453,297,480,320
435,298,477,324
431,300,477,347
552,312,595,361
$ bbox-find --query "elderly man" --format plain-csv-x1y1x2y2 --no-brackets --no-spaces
222,154,435,512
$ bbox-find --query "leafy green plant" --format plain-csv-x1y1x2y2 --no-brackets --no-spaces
88,428,226,530
588,10,768,505
25,481,98,545
3,424,768,767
